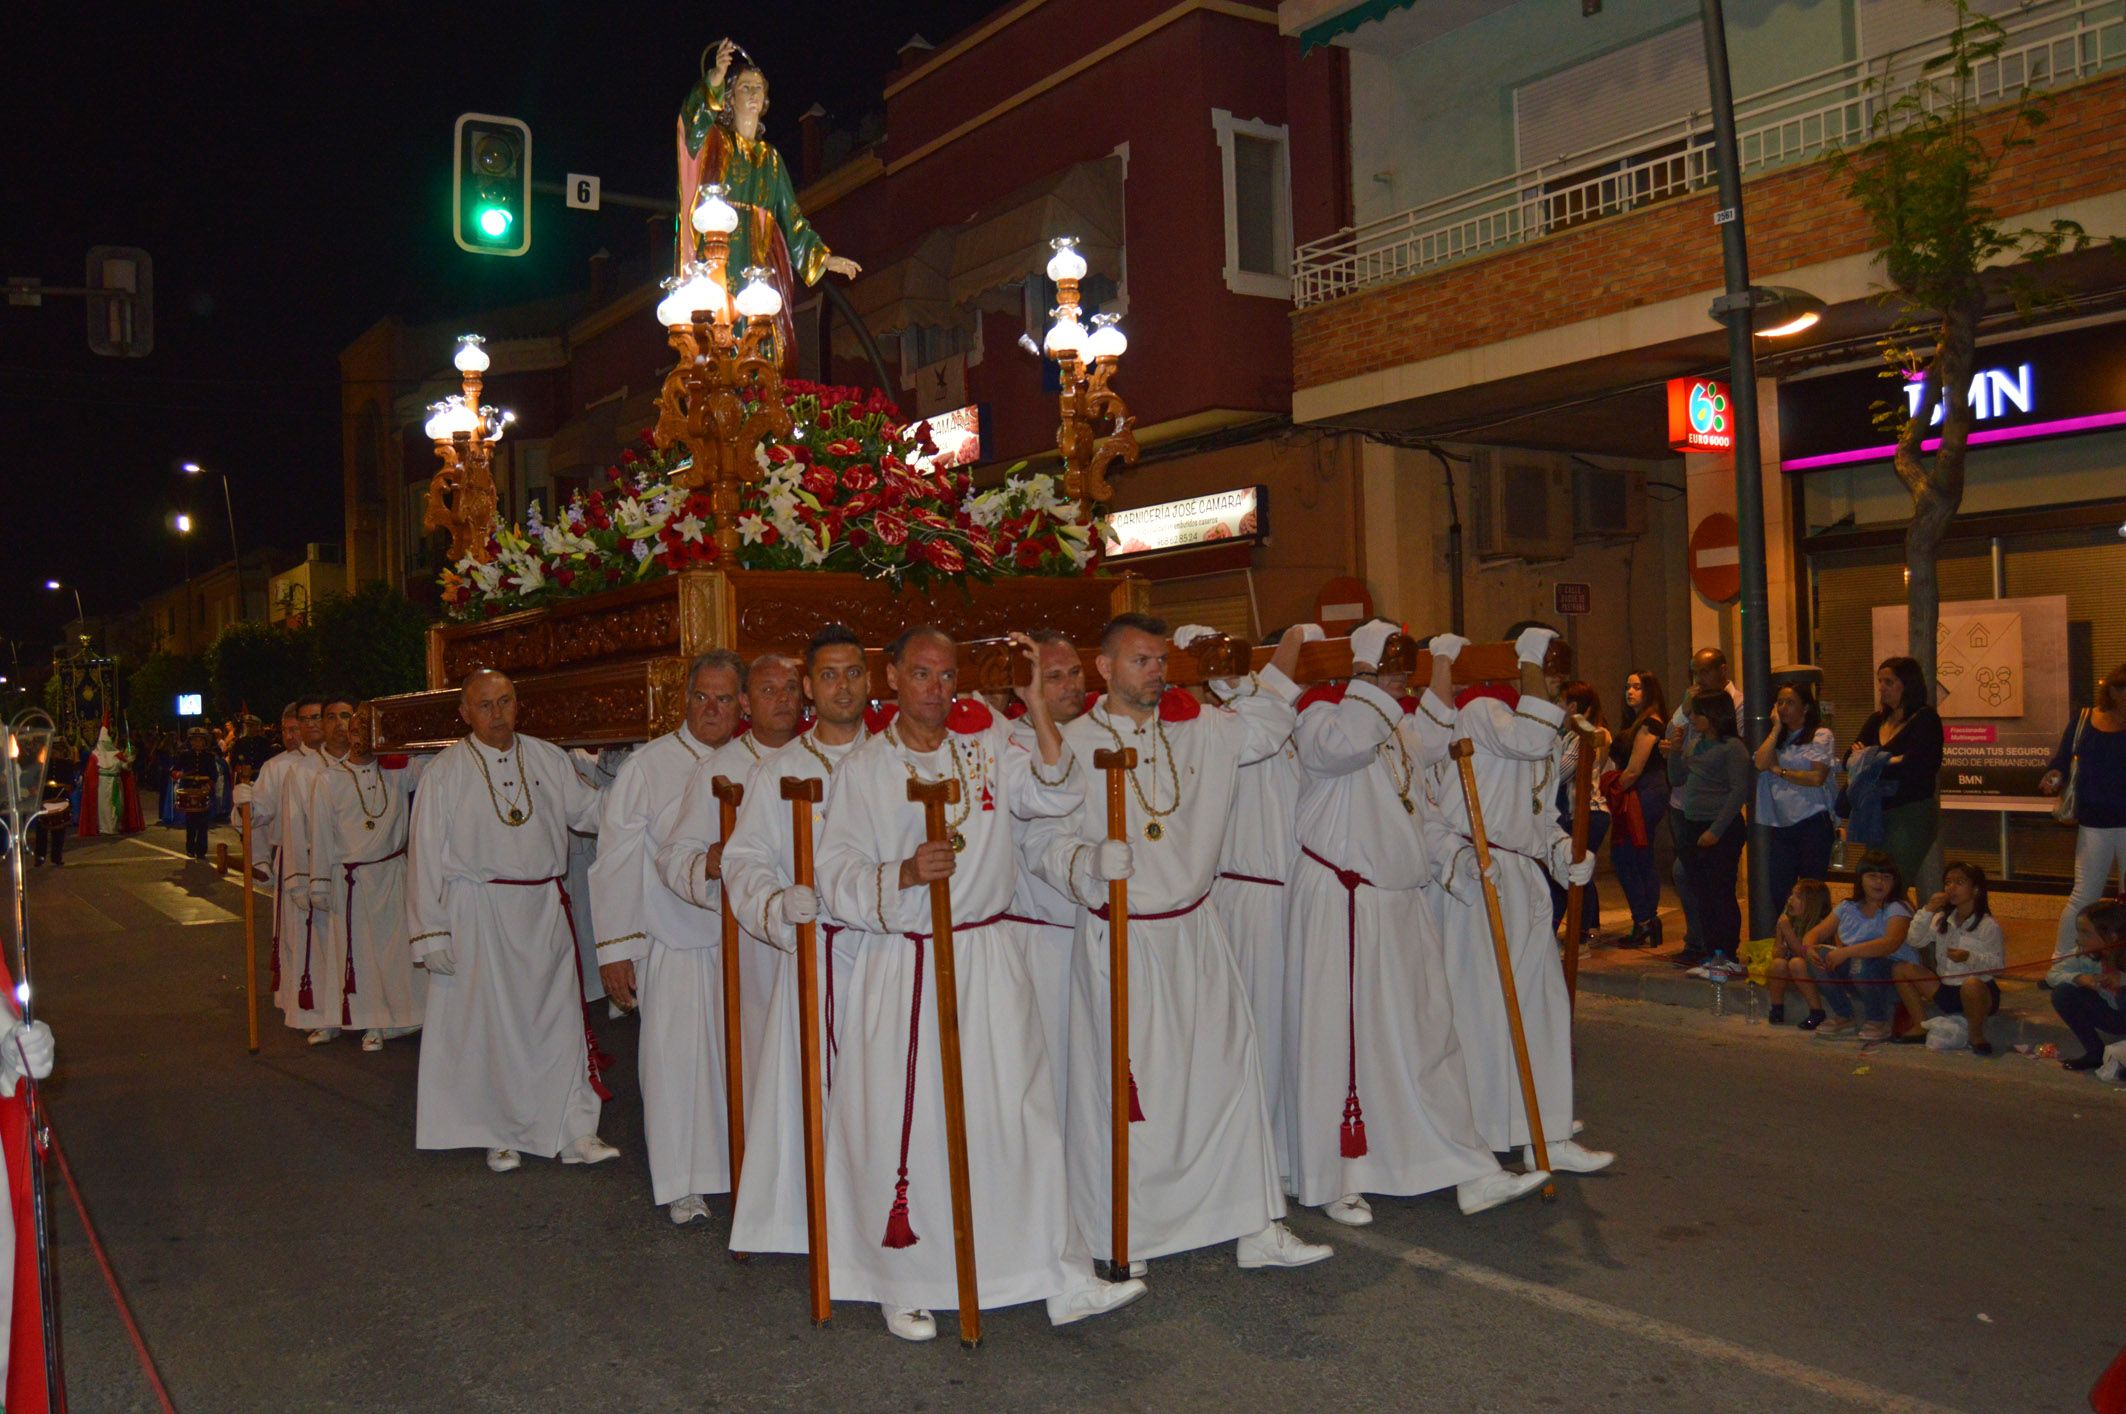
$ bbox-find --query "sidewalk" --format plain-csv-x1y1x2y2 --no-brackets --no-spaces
1572,881,2079,1055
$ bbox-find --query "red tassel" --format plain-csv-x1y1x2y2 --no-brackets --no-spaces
585,1003,616,1071
881,1179,918,1248
1128,1068,1146,1123
270,945,281,992
1340,1093,1368,1158
298,975,314,1011
341,993,351,1026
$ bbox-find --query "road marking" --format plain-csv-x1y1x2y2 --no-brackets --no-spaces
120,881,239,926
1335,1227,1964,1413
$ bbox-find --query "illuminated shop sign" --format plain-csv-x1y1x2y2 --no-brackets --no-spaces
1103,486,1266,558
909,403,988,471
1666,377,1735,452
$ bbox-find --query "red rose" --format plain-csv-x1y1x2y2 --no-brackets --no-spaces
1015,540,1046,569
621,448,639,464
839,463,878,491
555,567,576,587
873,511,908,546
920,540,965,573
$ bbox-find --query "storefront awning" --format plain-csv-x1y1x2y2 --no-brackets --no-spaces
842,229,959,339
1296,0,1418,53
945,155,1124,306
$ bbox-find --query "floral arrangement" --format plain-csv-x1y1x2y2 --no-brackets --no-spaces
439,380,1102,620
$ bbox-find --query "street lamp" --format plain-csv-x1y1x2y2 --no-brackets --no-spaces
43,580,83,624
421,334,516,564
182,460,246,618
650,183,794,563
1043,236,1139,542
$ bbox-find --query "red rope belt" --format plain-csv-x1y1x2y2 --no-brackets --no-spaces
1218,871,1286,887
881,907,1010,1250
491,874,613,1102
1300,847,1371,1159
339,846,407,1026
268,845,283,993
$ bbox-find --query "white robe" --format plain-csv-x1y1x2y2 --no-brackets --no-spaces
251,746,327,1028
1036,675,1297,1261
814,716,1084,1312
306,755,428,1031
589,726,725,1205
718,729,865,1253
1428,691,1577,1151
1006,717,1080,1124
1285,681,1498,1206
407,733,605,1157
566,749,627,1003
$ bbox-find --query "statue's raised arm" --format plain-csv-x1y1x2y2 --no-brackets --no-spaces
677,39,860,362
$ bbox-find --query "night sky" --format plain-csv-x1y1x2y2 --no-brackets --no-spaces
1,1,995,668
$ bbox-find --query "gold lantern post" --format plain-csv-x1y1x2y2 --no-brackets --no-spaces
1042,236,1138,551
652,183,795,564
423,334,516,564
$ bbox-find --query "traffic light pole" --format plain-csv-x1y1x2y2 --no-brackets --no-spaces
1700,0,1777,944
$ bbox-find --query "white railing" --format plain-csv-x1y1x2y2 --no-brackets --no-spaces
1291,0,2126,307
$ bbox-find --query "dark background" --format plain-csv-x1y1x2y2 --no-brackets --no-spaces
1,1,994,661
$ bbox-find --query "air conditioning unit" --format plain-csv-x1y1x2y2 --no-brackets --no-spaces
1573,463,1648,540
306,541,344,564
1469,446,1574,561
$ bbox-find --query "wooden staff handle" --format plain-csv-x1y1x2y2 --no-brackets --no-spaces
780,775,832,1328
242,802,259,1055
1090,746,1135,1277
1450,740,1555,1200
1562,725,1598,1014
906,776,981,1351
711,775,747,1206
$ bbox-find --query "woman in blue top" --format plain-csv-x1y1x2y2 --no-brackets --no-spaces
2039,662,2126,960
1753,681,1837,918
1793,850,1914,1041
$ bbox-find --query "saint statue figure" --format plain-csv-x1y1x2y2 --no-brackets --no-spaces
678,39,860,362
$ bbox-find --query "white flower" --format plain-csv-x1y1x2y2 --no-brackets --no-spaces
630,538,654,563
469,559,505,595
505,555,546,594
737,513,770,546
674,514,706,543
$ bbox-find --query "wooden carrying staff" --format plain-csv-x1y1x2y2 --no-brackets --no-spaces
242,801,259,1055
1090,747,1135,1280
712,776,748,1200
780,775,832,1328
1561,723,1598,1013
1449,740,1555,1201
905,776,982,1350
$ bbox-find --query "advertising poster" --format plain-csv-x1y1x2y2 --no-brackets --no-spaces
1871,594,2068,809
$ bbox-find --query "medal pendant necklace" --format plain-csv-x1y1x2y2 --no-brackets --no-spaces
1354,693,1418,815
1098,707,1181,841
343,759,388,831
888,724,972,851
472,741,533,827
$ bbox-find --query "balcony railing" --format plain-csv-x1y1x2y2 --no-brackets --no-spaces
1292,0,2125,307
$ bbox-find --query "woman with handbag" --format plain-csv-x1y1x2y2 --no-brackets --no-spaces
2040,663,2126,959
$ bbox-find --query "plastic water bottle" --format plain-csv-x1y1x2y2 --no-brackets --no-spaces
1745,981,1761,1024
1710,974,1726,1017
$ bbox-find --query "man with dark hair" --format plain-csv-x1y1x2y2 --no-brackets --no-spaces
1660,648,1744,966
1099,612,1168,655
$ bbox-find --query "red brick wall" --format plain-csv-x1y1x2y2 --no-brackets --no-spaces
1292,73,2126,392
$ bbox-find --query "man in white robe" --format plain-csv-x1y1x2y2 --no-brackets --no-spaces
1430,628,1612,1174
592,651,742,1224
719,624,871,1254
1285,621,1549,1225
566,748,628,1008
816,626,1144,1342
306,697,427,1051
1037,615,1331,1275
408,669,616,1173
235,700,329,1041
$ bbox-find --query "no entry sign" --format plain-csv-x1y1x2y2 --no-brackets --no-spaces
1689,513,1741,603
1554,582,1592,616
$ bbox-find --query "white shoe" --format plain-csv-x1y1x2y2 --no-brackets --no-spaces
306,1027,341,1046
1324,1194,1374,1227
381,1025,421,1039
1236,1221,1333,1270
1456,1168,1549,1215
486,1148,521,1173
668,1194,711,1225
559,1134,621,1165
1523,1139,1614,1174
1046,1277,1148,1327
882,1307,937,1343
360,1029,384,1052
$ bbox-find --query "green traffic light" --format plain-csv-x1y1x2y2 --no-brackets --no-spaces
477,206,514,240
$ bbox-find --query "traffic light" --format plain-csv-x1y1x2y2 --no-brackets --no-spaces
453,113,532,256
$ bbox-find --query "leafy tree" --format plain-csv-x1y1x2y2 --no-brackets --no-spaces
1828,0,2118,693
126,653,209,731
308,582,433,698
206,621,313,723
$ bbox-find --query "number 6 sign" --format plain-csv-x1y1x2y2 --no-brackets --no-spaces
566,173,601,211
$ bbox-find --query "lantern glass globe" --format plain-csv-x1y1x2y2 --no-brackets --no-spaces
692,184,740,235
1086,319,1127,361
1046,236,1088,283
735,267,783,320
1043,312,1085,359
453,335,490,374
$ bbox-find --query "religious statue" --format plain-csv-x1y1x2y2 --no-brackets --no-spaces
677,39,860,363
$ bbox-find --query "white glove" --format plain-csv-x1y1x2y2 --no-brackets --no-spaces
1567,853,1596,886
423,948,458,976
1295,623,1327,643
233,783,255,809
1092,839,1134,883
0,1020,55,1097
1427,633,1470,663
780,886,820,926
1550,837,1596,887
1172,624,1219,649
1514,626,1559,668
1449,849,1499,901
308,879,333,911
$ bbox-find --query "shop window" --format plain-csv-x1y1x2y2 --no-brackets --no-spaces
1213,109,1292,299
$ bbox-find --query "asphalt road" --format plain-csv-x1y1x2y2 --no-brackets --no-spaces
16,829,2126,1412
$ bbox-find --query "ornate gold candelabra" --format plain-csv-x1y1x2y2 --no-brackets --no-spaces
1042,236,1137,544
653,184,793,563
423,335,515,564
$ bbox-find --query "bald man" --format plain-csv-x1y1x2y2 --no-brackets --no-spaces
407,670,614,1174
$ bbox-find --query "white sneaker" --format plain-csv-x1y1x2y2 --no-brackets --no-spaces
668,1194,711,1225
882,1307,937,1343
1523,1139,1614,1174
559,1134,621,1165
486,1148,521,1174
305,1027,341,1046
1236,1221,1333,1270
1324,1194,1374,1227
1456,1168,1549,1215
1046,1276,1148,1327
360,1029,384,1052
